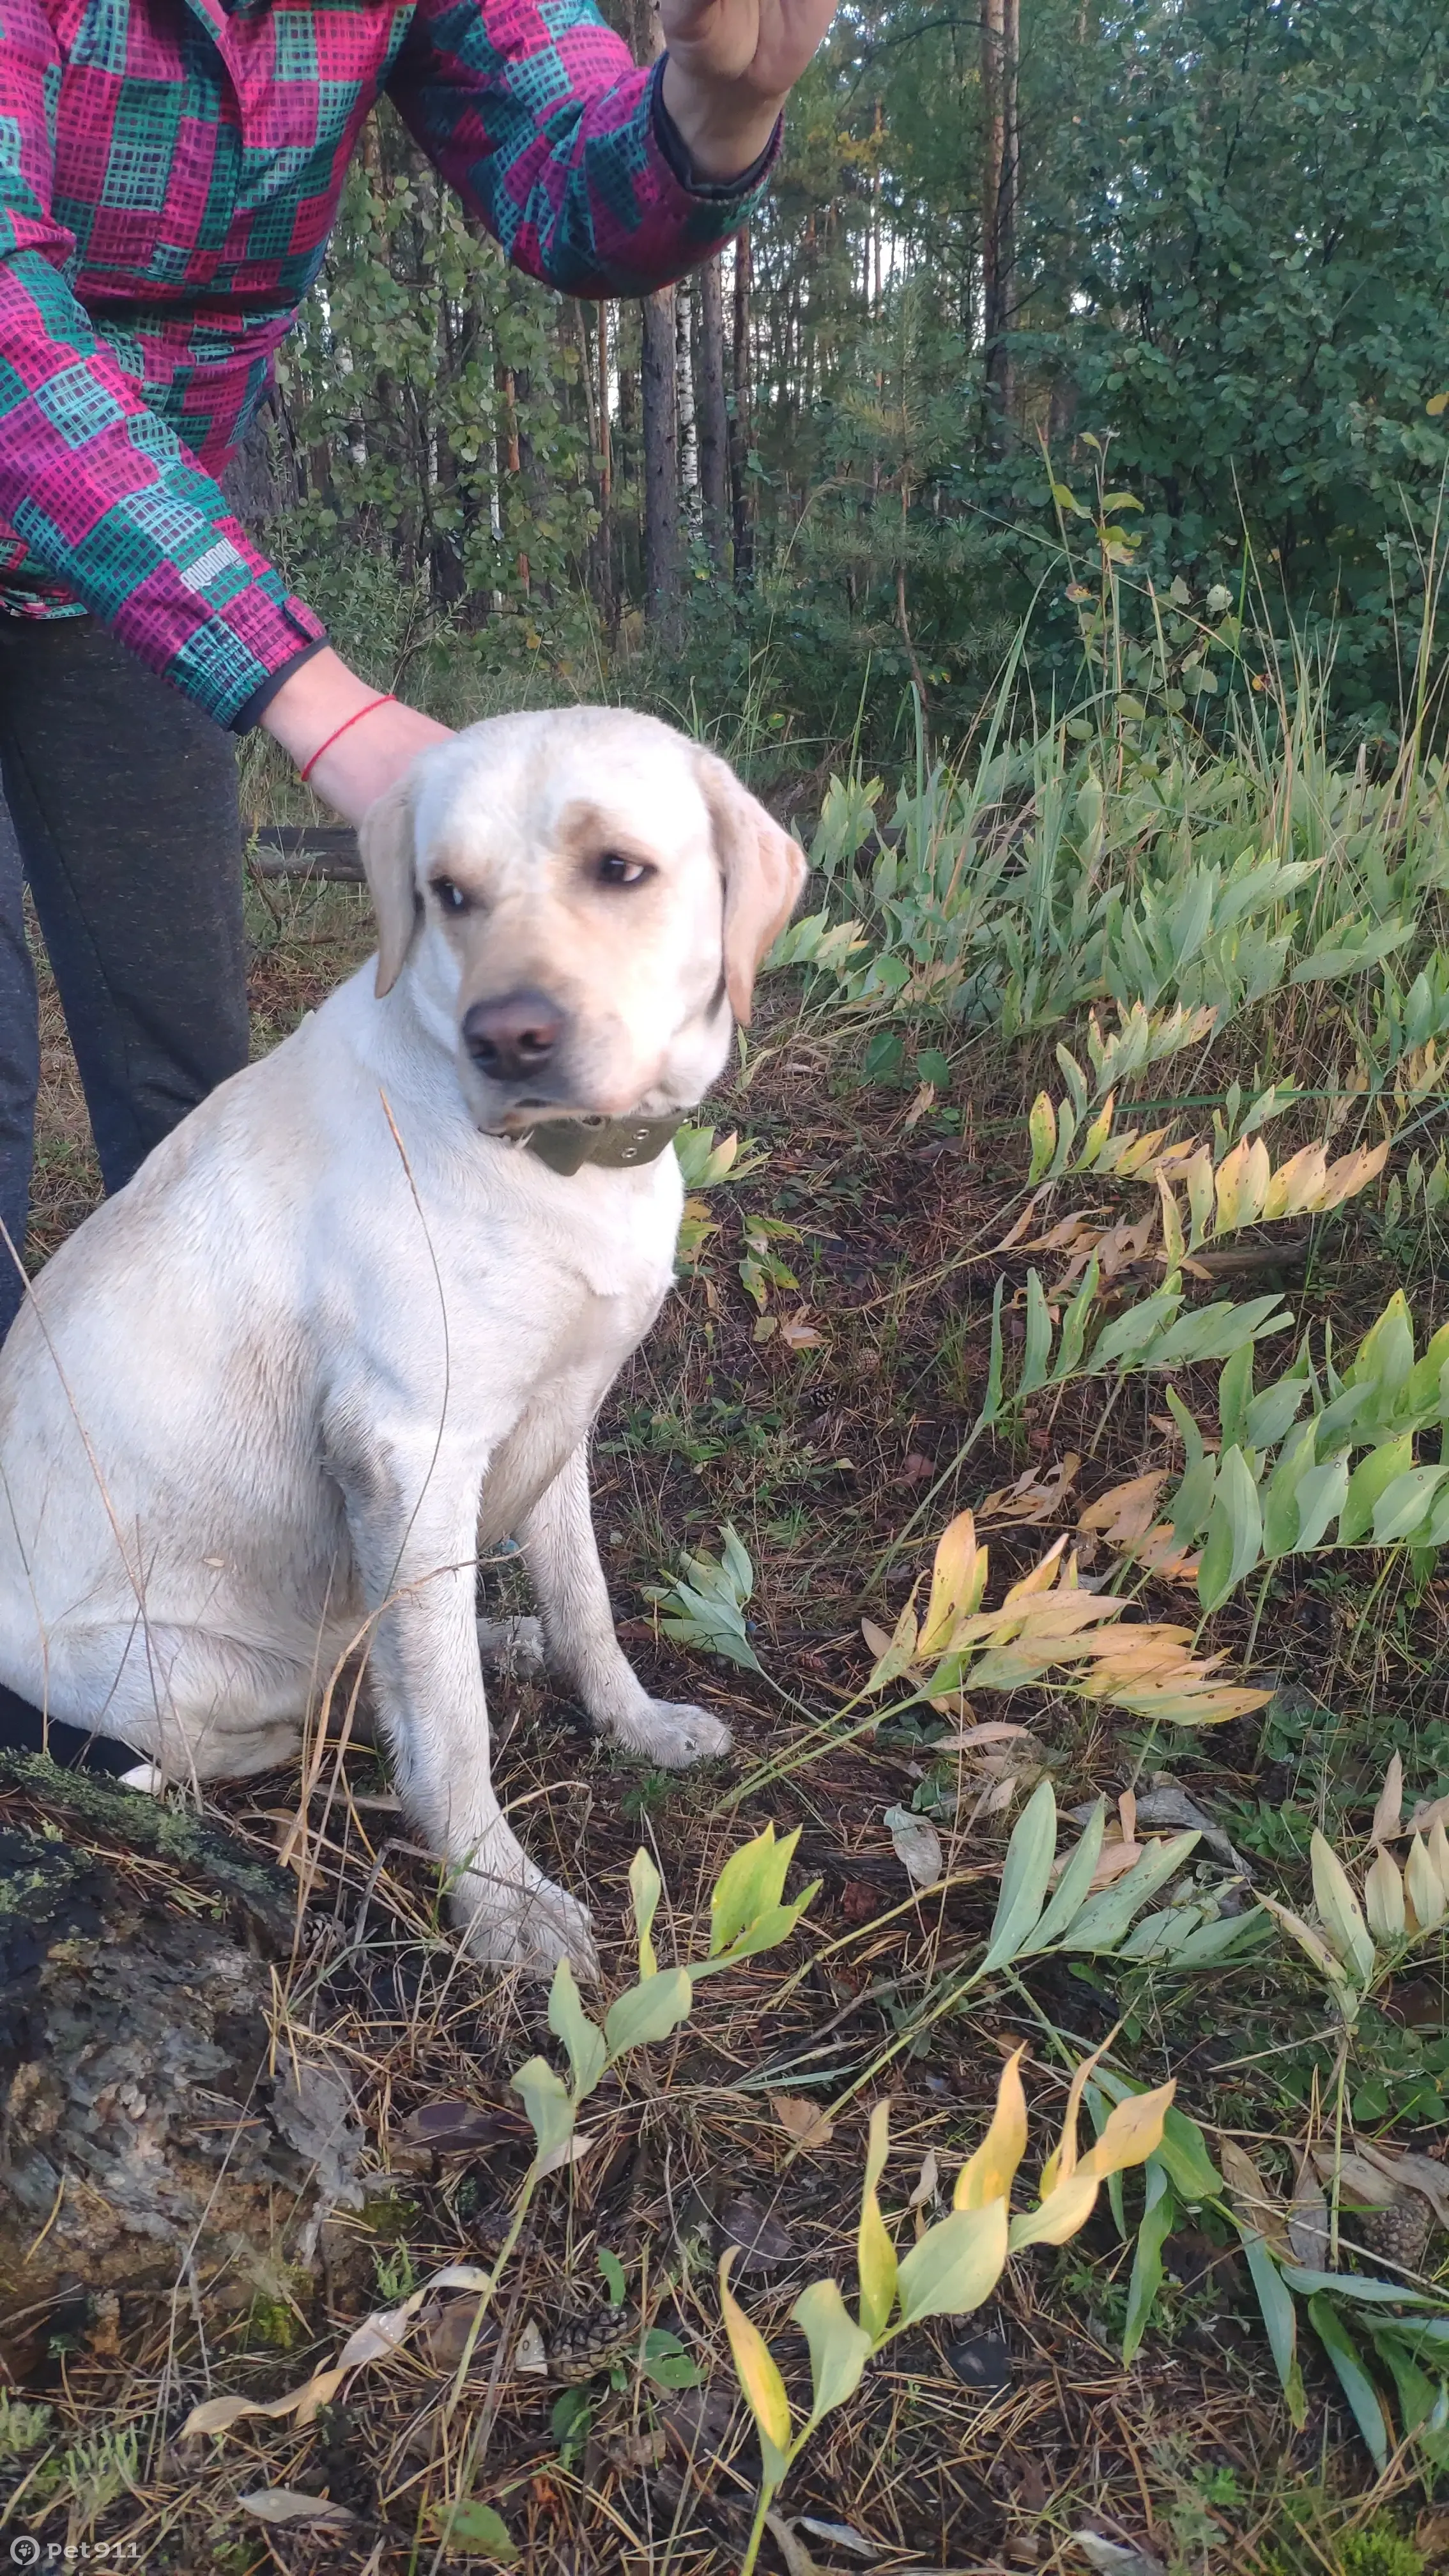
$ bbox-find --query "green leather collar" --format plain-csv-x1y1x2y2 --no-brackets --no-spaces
511,1114,682,1177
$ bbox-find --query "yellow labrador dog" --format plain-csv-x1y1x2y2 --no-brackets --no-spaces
0,710,804,1974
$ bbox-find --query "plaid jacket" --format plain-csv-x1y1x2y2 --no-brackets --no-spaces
0,0,771,726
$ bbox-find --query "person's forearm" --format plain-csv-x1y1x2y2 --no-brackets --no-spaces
263,648,452,826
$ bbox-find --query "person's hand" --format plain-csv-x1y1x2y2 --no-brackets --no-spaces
263,647,452,826
659,0,837,181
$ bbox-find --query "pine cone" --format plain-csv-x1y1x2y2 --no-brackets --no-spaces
546,2305,636,2384
1359,2193,1434,2274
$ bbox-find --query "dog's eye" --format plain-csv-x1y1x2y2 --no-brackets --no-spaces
595,852,652,888
431,876,468,913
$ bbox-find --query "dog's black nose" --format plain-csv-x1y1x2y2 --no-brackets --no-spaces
463,990,567,1084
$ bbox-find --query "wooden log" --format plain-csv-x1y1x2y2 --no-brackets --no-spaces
249,824,364,882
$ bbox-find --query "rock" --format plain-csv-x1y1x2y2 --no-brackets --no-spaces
0,1784,360,2310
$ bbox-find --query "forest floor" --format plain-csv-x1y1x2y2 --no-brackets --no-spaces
2,861,1446,2576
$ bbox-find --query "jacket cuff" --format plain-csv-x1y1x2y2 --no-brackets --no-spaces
648,59,782,204
229,634,331,736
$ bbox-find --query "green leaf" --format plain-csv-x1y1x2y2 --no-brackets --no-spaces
1218,1342,1255,1456
1280,2267,1437,2304
1055,1257,1102,1378
510,2057,576,2164
1371,1461,1449,1544
1020,1271,1053,1396
896,2201,1009,2325
1016,1798,1105,1954
1291,1456,1350,1553
629,1848,663,1979
1059,1830,1201,1951
1196,1445,1263,1614
1151,2106,1222,2205
857,2102,898,2338
980,1779,1057,1971
1368,2326,1449,2460
693,1886,820,1977
641,2327,705,2391
1307,2294,1391,2469
602,1968,694,2057
1123,2163,1176,2365
1339,1434,1414,1545
548,1959,606,2101
437,2502,518,2562
710,1823,800,1956
792,2279,873,2420
598,2249,627,2305
1236,2228,1307,2428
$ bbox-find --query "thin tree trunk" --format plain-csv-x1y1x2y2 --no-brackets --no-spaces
982,0,1019,422
729,228,754,587
641,288,680,625
677,272,700,547
696,254,730,571
597,300,615,628
628,0,680,625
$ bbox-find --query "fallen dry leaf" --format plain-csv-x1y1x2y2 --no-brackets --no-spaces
239,2490,357,2530
770,2094,836,2151
716,2193,798,2271
908,2149,940,2210
978,1455,1081,1526
1078,1473,1168,1549
182,2261,494,2436
779,1311,825,1351
1219,2140,1292,2257
885,1806,944,1889
394,2097,521,2159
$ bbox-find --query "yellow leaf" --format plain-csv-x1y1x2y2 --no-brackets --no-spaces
1405,1834,1446,1933
1183,1144,1215,1248
1008,2170,1100,2250
1364,1847,1406,1943
1315,1139,1390,1212
919,1510,988,1656
1261,1140,1327,1220
954,2046,1029,2210
1215,1135,1270,1236
997,1535,1070,1609
1080,2080,1175,2179
719,2251,792,2458
1039,2046,1103,2195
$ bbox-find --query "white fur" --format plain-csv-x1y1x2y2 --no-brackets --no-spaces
0,709,804,1975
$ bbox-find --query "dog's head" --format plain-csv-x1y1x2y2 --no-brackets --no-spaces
358,710,806,1131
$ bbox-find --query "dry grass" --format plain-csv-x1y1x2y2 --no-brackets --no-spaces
4,885,1446,2576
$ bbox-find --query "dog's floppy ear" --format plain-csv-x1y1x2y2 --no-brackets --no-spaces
359,775,420,998
694,749,807,1025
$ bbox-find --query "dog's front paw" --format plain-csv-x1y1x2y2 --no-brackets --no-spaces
451,1861,599,1982
608,1699,733,1769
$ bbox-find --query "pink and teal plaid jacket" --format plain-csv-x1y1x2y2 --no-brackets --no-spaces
0,0,771,726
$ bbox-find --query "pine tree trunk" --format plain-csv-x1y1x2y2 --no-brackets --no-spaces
696,254,731,571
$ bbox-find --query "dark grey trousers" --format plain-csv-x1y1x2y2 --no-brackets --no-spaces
0,614,249,1335
0,614,249,1768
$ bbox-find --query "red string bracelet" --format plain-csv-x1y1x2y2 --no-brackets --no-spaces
299,693,395,785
